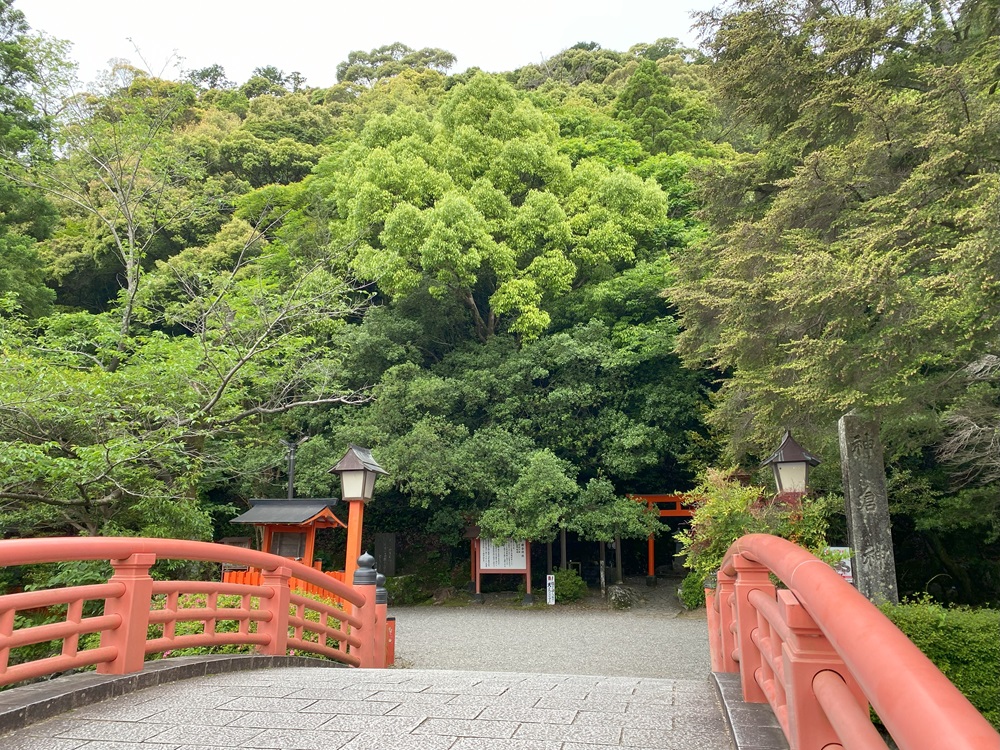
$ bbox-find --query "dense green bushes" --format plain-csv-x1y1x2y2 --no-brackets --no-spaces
553,567,588,603
880,598,1000,728
679,571,707,609
675,470,835,602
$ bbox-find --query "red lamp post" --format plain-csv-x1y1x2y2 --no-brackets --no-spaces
329,445,389,583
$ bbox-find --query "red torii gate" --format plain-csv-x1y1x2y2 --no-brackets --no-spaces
630,494,693,581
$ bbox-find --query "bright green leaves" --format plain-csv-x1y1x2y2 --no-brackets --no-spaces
565,162,669,278
506,190,571,258
490,278,549,338
418,193,496,298
313,72,674,341
614,59,711,156
478,449,578,542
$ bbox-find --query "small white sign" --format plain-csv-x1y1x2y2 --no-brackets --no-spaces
546,574,555,605
479,539,527,571
826,547,854,583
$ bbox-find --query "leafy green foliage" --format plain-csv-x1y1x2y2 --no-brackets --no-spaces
553,566,588,602
674,0,1000,599
337,43,456,87
676,469,835,589
0,233,53,318
880,597,1000,728
679,571,706,609
0,7,716,576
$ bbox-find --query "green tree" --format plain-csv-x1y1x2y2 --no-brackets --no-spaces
0,217,369,537
614,59,710,155
0,232,53,317
336,43,456,87
674,0,1000,600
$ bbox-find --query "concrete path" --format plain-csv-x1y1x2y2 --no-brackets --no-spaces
2,667,732,750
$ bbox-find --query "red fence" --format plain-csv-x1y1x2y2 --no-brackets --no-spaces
0,537,390,689
223,568,346,604
708,534,1000,750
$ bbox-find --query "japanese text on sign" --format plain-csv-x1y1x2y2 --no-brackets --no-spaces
479,539,527,571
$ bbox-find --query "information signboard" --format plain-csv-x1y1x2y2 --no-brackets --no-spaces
826,546,854,583
546,574,555,605
479,539,527,571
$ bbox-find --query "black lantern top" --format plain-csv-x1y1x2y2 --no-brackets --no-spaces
330,445,388,475
761,430,821,469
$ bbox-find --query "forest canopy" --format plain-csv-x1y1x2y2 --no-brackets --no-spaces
1,0,998,603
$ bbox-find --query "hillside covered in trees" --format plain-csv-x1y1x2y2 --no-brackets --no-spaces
1,0,998,603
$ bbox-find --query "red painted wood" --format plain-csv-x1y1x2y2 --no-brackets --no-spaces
711,534,1000,750
0,537,385,688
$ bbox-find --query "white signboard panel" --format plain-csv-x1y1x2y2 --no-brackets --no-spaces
546,574,555,605
479,539,527,571
826,546,854,584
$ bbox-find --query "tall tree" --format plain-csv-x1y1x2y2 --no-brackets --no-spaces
336,43,456,87
673,0,1000,599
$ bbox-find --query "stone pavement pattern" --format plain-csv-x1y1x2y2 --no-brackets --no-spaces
0,578,744,749
3,667,731,750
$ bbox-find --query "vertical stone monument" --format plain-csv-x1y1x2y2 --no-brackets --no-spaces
837,413,899,604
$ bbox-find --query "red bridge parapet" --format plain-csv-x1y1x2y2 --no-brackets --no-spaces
0,537,390,689
708,534,1000,750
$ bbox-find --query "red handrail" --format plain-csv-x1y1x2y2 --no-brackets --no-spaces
710,534,1000,750
0,537,387,688
0,537,365,607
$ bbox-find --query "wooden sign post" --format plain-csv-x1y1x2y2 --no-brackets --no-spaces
473,538,533,605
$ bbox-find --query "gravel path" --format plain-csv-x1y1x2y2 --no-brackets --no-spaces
392,577,712,679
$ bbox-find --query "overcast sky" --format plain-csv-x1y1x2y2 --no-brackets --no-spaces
18,1,717,88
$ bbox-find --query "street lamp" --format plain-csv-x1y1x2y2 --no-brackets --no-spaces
761,430,821,496
331,444,388,502
329,445,389,582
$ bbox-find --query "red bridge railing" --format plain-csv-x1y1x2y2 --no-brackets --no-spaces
708,534,1000,750
0,537,390,689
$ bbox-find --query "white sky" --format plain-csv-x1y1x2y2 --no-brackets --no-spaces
17,0,717,88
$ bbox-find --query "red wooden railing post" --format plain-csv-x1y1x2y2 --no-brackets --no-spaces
98,552,156,675
715,566,738,672
733,552,775,703
779,589,866,750
351,552,378,668
257,565,292,655
374,573,387,669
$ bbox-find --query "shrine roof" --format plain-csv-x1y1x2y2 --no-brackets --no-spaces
231,498,339,525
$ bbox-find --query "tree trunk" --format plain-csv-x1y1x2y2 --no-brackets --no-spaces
599,541,606,595
614,531,623,585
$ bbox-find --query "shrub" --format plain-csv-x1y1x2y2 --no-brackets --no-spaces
384,574,428,605
553,567,588,603
880,597,1000,728
679,571,706,609
675,468,836,596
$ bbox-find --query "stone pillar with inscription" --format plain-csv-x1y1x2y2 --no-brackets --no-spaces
837,413,899,604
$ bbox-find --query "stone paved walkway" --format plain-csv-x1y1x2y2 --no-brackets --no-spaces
2,666,732,750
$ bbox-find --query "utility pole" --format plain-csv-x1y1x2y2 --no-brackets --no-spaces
279,436,309,500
